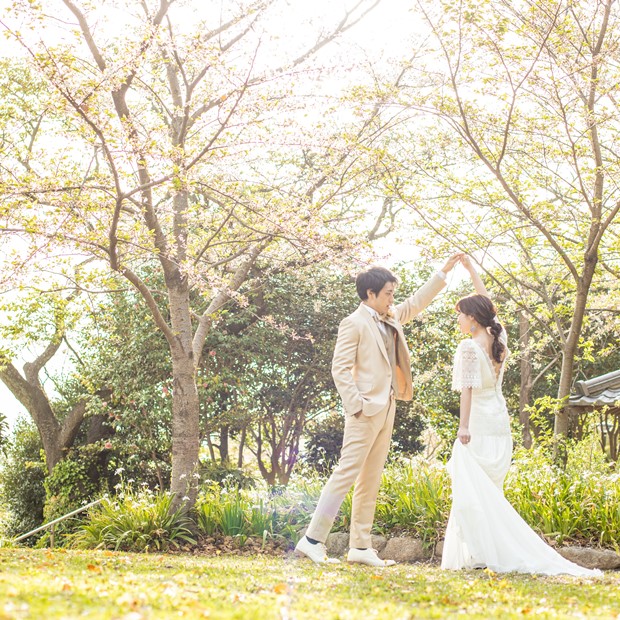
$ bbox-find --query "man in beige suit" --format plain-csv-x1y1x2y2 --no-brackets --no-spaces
295,255,461,566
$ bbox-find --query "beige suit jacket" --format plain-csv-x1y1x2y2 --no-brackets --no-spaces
331,274,446,417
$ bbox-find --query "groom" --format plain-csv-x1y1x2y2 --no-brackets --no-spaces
295,254,461,566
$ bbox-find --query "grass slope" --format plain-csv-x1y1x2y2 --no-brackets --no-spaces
0,549,618,619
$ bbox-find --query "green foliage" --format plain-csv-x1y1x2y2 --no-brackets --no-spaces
375,458,451,546
0,418,46,542
303,412,344,473
505,439,620,548
391,402,428,457
0,413,8,455
195,471,325,543
196,486,279,542
195,441,619,550
304,404,428,474
77,282,173,489
202,265,353,485
72,484,196,552
219,493,248,538
42,455,99,545
200,461,256,490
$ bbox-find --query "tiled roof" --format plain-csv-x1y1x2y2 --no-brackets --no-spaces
569,369,620,407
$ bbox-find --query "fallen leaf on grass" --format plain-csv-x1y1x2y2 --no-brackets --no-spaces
273,583,288,594
87,563,102,574
116,592,146,610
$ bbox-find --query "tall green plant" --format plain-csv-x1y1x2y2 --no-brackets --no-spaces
375,459,451,546
72,485,195,552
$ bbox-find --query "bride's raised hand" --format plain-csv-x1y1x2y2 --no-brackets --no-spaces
441,252,464,274
461,255,490,297
460,254,475,272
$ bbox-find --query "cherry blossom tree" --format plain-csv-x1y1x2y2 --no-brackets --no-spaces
0,0,391,507
376,0,620,442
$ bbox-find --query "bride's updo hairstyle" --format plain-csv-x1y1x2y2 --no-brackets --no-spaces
456,294,505,363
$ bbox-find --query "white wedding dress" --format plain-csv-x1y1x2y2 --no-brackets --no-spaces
441,332,600,576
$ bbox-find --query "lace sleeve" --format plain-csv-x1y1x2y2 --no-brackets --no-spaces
452,340,482,391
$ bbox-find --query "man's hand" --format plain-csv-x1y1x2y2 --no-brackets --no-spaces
441,252,464,274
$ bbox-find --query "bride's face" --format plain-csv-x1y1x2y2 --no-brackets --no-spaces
457,310,474,334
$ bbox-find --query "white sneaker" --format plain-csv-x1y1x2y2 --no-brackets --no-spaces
295,536,341,564
347,548,396,567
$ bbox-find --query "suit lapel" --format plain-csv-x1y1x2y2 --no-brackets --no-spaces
356,304,390,363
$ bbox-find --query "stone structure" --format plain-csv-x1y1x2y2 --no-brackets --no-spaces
568,368,620,461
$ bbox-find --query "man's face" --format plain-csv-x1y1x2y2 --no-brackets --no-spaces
366,282,396,315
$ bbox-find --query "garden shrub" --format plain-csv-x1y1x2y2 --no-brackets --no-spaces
193,439,618,550
42,455,100,544
304,405,426,474
0,418,46,542
70,435,620,552
72,482,196,551
303,413,344,473
375,457,451,546
200,460,256,490
505,438,620,548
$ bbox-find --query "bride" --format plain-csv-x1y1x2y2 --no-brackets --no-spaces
441,256,600,576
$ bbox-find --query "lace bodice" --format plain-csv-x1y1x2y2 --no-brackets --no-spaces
451,330,510,436
452,330,508,391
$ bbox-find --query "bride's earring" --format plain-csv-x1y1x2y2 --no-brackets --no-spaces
470,324,477,333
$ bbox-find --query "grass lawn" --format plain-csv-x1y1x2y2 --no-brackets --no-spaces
0,549,618,619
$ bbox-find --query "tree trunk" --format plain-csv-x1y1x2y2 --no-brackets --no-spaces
169,351,200,506
220,425,230,463
237,426,246,468
518,311,533,448
167,277,200,509
206,434,216,461
0,360,86,473
554,269,596,438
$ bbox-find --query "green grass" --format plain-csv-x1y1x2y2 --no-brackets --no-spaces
0,549,618,619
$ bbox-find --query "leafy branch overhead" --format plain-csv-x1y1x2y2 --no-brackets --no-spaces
0,0,388,507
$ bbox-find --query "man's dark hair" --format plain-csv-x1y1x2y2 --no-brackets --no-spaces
355,266,398,300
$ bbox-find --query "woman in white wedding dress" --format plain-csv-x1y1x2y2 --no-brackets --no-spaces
441,257,600,576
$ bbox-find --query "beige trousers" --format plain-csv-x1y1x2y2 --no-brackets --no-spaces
305,396,396,549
